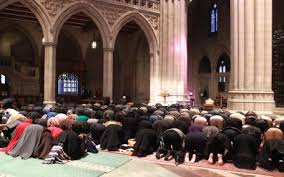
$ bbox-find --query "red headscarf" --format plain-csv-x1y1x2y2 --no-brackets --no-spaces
47,126,63,139
0,122,31,153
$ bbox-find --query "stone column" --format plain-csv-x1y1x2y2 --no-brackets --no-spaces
228,0,275,114
103,48,113,101
160,0,188,104
149,52,161,103
43,42,56,105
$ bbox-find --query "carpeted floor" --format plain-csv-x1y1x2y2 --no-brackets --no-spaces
0,152,131,177
0,151,282,177
136,153,282,177
103,150,282,177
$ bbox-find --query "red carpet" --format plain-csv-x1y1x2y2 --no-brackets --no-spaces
139,154,283,177
104,150,282,177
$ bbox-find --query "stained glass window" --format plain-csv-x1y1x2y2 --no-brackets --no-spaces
58,73,79,95
210,3,218,33
1,74,5,84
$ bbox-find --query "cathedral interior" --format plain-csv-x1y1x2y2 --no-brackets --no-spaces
1,1,284,177
0,0,283,112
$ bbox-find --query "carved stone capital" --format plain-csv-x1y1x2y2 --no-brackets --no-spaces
97,6,127,27
144,14,159,30
40,0,74,16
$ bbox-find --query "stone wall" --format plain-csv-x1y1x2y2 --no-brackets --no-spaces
188,0,230,105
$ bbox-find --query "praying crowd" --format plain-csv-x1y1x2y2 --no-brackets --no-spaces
0,98,284,172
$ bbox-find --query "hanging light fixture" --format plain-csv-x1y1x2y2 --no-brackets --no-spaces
91,40,97,49
42,37,45,44
91,30,98,49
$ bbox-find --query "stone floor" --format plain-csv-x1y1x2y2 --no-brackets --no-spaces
102,158,282,177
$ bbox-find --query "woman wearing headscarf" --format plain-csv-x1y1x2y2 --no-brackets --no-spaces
122,111,139,143
3,113,26,127
8,124,44,159
133,129,159,157
33,119,62,159
26,111,42,124
47,126,63,139
0,119,23,147
90,123,106,145
47,117,61,127
0,122,31,152
33,129,53,159
54,119,87,160
75,107,89,122
100,123,125,151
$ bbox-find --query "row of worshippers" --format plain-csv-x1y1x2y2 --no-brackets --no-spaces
0,100,284,171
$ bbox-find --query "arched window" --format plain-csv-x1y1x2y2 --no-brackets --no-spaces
1,74,6,85
210,3,218,33
58,73,79,95
216,53,230,92
218,61,226,74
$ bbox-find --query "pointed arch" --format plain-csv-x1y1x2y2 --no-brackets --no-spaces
52,2,110,48
198,56,212,74
112,11,158,53
0,0,50,42
0,24,39,61
216,52,230,73
57,30,82,61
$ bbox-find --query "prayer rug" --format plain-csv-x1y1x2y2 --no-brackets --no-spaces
99,148,282,177
0,152,131,177
139,153,282,177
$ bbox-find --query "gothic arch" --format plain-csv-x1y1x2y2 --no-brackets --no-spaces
210,45,230,68
0,24,39,62
112,11,158,53
52,2,110,48
57,30,83,61
216,52,230,72
0,0,50,42
198,56,212,74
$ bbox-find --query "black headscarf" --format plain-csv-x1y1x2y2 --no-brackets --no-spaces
233,134,258,170
172,120,189,134
55,130,86,160
133,129,159,156
90,123,106,145
100,124,125,150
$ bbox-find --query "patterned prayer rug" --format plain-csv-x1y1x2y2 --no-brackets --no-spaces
0,152,131,177
100,149,282,177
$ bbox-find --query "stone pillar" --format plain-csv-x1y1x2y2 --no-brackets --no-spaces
228,0,275,114
43,42,56,105
149,52,161,103
160,0,188,104
103,48,113,101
